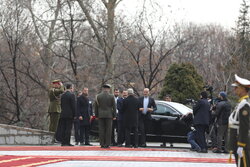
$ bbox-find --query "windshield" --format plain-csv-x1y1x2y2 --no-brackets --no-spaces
156,100,192,115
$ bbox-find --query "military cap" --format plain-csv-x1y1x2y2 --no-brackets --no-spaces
52,79,61,84
102,84,111,88
231,74,250,88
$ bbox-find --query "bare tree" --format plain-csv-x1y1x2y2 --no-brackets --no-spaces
0,0,29,124
76,0,122,87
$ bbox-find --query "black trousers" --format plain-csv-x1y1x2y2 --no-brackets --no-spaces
138,117,150,145
73,120,80,143
216,124,228,150
117,119,125,145
194,124,207,150
60,118,73,145
79,125,90,144
125,126,138,146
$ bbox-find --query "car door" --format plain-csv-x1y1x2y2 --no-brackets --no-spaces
151,103,181,137
153,103,190,138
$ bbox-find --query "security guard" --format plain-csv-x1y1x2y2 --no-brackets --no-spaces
228,74,250,167
48,80,64,132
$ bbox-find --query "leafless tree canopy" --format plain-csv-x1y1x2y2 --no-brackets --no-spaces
0,0,246,129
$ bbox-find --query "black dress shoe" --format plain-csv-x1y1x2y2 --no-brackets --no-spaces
104,145,110,148
101,145,105,148
125,145,133,148
139,144,147,147
212,149,222,153
198,149,208,153
61,144,74,146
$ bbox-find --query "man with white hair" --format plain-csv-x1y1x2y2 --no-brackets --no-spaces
138,88,157,147
122,88,140,148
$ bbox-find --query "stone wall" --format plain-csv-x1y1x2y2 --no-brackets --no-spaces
0,124,54,145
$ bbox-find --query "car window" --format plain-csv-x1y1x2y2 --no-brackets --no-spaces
154,104,178,116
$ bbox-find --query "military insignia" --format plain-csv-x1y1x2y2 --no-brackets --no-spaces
242,110,248,116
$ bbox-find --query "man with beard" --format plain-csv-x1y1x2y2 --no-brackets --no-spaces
138,88,157,147
117,90,128,147
77,87,93,146
60,83,76,146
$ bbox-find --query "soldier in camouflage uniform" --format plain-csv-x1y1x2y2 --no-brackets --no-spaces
228,74,250,167
48,80,64,132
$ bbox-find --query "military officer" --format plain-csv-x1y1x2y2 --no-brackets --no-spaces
228,74,250,167
48,80,64,132
94,84,116,148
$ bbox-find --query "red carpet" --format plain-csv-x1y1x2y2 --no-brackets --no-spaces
0,155,234,165
0,155,65,167
0,146,180,152
29,155,234,163
0,146,235,165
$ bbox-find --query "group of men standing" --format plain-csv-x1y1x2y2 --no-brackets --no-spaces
94,84,157,148
48,81,157,148
47,74,250,167
48,81,92,146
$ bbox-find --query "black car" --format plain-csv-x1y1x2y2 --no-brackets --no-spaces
90,100,193,143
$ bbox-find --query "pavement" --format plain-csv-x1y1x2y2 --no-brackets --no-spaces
0,142,236,167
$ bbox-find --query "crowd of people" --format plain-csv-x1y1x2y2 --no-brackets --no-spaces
47,74,250,167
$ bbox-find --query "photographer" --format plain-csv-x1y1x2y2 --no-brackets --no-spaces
181,112,201,152
212,92,231,153
193,91,210,153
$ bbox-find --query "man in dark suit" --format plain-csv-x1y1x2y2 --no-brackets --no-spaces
94,84,116,148
111,88,120,146
193,91,210,153
77,87,93,146
117,90,128,146
138,88,157,147
122,88,139,148
60,83,76,146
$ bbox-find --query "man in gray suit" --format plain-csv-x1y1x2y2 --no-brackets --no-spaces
94,84,116,148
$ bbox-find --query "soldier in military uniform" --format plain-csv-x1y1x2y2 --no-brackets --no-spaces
48,80,64,132
228,74,250,167
94,84,116,148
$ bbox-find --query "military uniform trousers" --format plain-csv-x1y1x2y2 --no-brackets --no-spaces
49,112,60,132
98,118,113,147
234,149,250,167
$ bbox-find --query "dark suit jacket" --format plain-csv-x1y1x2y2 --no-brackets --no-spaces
138,96,157,120
122,95,139,128
117,97,124,121
60,91,76,119
77,95,93,125
193,98,210,125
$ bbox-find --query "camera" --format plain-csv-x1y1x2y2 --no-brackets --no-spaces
203,85,213,93
184,98,197,106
